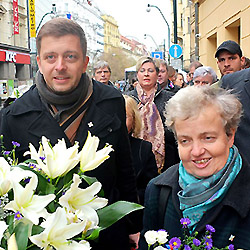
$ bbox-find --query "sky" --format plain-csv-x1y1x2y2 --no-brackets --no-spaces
94,0,172,51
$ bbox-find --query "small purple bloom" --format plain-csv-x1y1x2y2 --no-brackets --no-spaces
12,141,20,147
14,211,23,220
39,156,46,161
169,237,181,249
204,237,213,250
193,238,201,246
180,218,191,228
206,224,215,233
24,178,30,184
184,245,191,250
3,151,11,155
228,244,234,250
29,163,36,169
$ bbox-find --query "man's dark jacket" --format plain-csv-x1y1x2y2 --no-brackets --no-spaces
0,79,140,250
139,156,250,249
221,68,250,164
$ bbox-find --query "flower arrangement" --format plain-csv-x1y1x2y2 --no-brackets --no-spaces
0,132,143,250
144,218,235,250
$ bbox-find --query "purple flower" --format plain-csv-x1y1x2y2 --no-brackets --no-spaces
169,237,181,249
204,237,213,250
3,151,11,155
12,141,20,147
193,238,201,246
14,211,23,220
39,156,46,161
184,245,191,250
24,178,30,184
206,224,215,233
29,163,36,169
229,244,234,250
180,218,191,228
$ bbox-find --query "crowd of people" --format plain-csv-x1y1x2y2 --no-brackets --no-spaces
1,17,250,250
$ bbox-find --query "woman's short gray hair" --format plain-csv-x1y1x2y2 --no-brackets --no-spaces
193,66,217,83
165,85,242,137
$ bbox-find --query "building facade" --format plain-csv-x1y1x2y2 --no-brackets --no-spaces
0,0,31,100
194,0,250,76
101,14,120,53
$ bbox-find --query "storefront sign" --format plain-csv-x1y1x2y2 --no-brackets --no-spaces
29,0,36,37
13,0,19,34
0,49,30,64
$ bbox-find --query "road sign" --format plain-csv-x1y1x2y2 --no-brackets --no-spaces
169,44,182,58
151,51,163,59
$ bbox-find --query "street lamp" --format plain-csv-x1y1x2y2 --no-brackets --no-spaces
144,34,159,50
36,4,56,33
146,4,170,55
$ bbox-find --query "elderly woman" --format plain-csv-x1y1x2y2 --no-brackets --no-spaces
124,95,158,205
193,66,217,86
139,86,250,249
127,56,179,172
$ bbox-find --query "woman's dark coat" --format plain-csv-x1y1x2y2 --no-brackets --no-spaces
139,157,250,249
129,135,158,205
0,80,140,250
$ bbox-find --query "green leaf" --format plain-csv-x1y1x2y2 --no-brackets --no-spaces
97,201,144,230
85,227,101,241
14,222,29,250
31,224,44,235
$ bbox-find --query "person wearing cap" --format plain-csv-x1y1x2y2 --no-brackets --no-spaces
213,40,245,88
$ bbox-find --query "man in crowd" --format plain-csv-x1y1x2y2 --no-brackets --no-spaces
157,60,179,93
193,66,217,86
93,60,114,86
0,18,140,250
213,40,245,87
221,66,250,165
186,60,203,85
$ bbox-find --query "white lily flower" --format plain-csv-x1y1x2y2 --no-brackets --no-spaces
59,174,108,227
0,221,8,242
79,131,113,172
25,136,80,179
29,207,91,250
7,233,18,250
0,157,13,195
4,174,55,225
0,157,36,196
144,230,158,245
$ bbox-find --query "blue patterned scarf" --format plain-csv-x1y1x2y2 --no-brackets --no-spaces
178,145,242,231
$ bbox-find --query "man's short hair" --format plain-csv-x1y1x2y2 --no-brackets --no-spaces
215,40,242,58
189,61,203,71
93,61,111,74
36,18,87,58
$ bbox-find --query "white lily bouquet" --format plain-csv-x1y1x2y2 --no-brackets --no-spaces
0,132,142,250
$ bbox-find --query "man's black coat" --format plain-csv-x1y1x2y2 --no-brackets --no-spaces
221,68,250,164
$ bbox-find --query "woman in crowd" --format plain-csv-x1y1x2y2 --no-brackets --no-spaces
127,56,179,172
139,85,250,249
173,72,186,89
124,95,158,205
